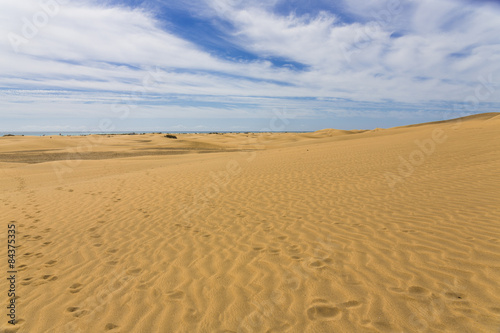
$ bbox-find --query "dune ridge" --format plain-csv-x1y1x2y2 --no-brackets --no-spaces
1,113,499,332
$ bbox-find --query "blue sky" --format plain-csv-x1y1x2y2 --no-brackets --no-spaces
1,0,499,132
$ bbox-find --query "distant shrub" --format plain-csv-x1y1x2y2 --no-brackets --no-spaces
164,134,177,139
3,134,14,137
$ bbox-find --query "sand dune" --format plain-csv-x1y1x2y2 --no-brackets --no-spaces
1,113,499,332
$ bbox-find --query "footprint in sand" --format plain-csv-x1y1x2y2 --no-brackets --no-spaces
408,286,429,295
489,307,500,314
126,268,142,275
105,323,119,330
44,260,57,267
308,260,325,268
445,292,465,300
307,304,341,321
286,244,302,254
167,290,185,300
66,307,79,313
72,309,89,318
42,275,58,281
340,300,361,308
21,277,33,286
69,283,83,294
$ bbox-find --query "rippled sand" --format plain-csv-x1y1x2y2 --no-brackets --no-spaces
1,113,499,332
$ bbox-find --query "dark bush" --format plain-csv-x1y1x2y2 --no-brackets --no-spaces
164,134,177,139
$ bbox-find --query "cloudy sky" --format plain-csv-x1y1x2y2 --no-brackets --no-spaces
1,0,499,132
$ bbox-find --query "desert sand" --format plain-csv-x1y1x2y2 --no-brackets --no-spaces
1,113,500,333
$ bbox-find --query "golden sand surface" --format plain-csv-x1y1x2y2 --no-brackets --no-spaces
1,113,499,332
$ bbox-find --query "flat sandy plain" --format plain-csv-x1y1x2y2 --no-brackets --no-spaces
1,113,499,333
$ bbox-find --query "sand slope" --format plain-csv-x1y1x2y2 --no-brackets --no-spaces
1,113,500,332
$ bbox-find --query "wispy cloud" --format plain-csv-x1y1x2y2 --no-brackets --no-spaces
1,0,499,131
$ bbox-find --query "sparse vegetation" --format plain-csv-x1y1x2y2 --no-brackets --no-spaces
164,134,177,139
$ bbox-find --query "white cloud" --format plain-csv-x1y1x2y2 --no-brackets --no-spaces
0,0,499,130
